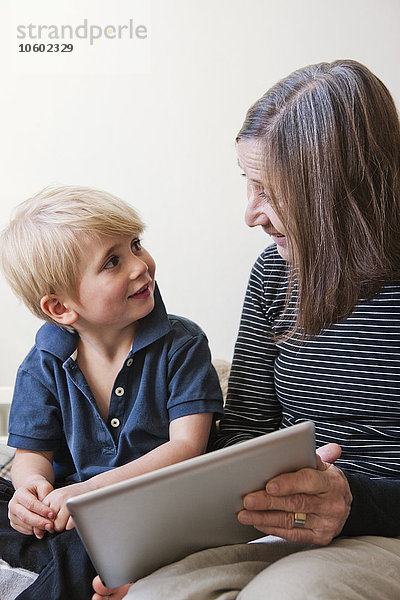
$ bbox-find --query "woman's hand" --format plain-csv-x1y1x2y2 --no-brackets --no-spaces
8,478,55,538
237,443,352,545
42,482,85,532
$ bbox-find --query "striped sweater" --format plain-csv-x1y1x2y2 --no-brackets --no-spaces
216,245,400,536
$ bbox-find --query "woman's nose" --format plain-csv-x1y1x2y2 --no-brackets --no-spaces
245,196,270,228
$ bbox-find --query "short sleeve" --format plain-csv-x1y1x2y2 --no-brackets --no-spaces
8,368,63,451
166,330,224,422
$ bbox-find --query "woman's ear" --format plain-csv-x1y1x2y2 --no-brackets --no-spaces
40,295,78,326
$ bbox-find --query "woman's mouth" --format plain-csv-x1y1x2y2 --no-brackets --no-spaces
270,233,287,248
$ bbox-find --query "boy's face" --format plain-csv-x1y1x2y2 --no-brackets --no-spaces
67,233,156,332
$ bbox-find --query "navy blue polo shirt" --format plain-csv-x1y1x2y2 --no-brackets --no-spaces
8,285,224,483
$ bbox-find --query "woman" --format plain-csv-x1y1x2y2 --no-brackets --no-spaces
94,60,400,600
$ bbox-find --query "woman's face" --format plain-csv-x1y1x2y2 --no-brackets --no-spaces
237,138,290,262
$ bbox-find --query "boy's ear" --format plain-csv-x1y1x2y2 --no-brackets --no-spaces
40,295,78,326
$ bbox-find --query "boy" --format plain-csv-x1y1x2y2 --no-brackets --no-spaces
0,185,223,599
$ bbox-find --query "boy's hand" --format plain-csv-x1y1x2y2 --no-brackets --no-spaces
42,482,84,532
9,478,55,538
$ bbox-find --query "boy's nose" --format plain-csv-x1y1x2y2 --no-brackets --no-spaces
128,255,149,279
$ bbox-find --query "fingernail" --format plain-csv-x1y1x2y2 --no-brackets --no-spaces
244,495,256,509
238,511,252,525
45,523,53,532
266,482,278,494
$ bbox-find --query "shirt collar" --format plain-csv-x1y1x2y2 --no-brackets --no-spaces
35,282,171,361
132,283,171,354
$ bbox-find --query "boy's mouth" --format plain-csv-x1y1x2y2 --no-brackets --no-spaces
129,282,151,299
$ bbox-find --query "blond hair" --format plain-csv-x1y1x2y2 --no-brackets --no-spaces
0,185,145,322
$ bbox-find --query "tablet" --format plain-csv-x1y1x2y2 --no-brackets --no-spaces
67,421,316,587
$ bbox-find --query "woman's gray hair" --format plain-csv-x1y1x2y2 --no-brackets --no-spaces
238,60,400,338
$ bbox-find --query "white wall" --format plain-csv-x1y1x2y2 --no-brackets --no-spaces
1,0,400,391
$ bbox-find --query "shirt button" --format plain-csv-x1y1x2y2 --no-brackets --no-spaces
126,358,134,367
115,387,125,396
110,418,120,428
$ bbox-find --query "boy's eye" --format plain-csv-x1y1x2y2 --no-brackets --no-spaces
131,239,142,252
104,256,119,270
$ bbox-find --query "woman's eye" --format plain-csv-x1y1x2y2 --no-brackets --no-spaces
255,186,268,200
104,256,119,270
131,239,142,252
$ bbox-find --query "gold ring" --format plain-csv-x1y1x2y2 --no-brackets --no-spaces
294,512,307,528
